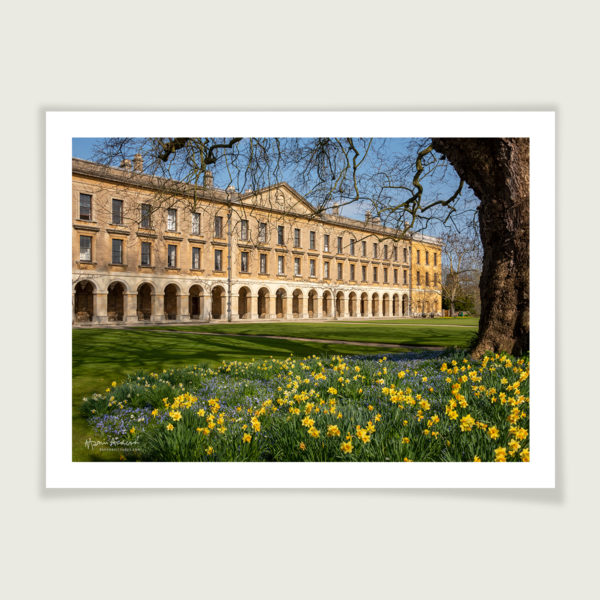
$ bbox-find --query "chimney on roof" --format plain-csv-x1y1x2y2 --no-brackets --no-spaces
365,211,372,225
120,159,132,170
133,153,143,173
204,170,214,188
372,216,381,225
331,203,340,216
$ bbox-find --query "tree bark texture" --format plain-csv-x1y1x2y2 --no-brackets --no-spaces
431,138,529,357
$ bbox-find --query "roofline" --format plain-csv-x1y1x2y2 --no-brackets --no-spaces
72,158,442,245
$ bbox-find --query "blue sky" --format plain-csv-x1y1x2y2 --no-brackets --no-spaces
72,138,98,160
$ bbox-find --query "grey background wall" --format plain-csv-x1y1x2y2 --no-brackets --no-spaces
1,1,597,598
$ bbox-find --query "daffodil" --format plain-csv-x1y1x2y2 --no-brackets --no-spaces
508,439,521,456
460,414,476,432
301,416,315,428
169,410,182,422
327,425,341,437
340,440,353,454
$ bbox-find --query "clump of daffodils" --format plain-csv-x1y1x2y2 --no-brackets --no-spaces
86,352,529,463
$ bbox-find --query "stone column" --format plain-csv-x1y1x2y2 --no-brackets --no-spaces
201,294,211,321
151,293,164,322
285,297,294,320
178,293,190,321
124,292,138,323
314,293,322,319
338,296,346,319
267,295,276,320
248,295,258,320
230,293,239,321
93,292,108,324
366,296,372,319
297,296,307,320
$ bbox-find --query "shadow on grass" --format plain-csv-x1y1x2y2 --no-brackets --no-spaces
149,321,478,348
72,328,402,461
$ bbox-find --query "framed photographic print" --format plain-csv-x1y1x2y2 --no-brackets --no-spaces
46,111,555,487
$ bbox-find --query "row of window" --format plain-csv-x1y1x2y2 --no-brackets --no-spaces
79,194,437,263
80,236,202,270
80,235,438,286
80,193,208,235
415,249,438,266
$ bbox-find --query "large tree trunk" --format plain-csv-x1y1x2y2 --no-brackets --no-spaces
431,138,529,358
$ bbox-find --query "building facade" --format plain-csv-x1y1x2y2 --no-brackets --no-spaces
72,157,443,324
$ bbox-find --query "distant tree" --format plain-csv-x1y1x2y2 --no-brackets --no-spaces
441,231,482,316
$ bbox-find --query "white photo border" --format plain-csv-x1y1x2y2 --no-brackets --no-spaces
46,111,555,488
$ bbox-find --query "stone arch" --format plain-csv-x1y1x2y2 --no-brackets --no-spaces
238,286,250,319
107,281,125,321
105,278,130,293
360,292,368,317
189,284,204,320
335,291,344,317
382,293,389,317
348,292,357,317
160,281,179,295
275,288,287,318
137,282,154,321
402,294,409,316
307,289,317,318
292,289,303,318
392,293,399,317
257,287,269,319
322,290,332,317
164,283,179,320
74,280,95,322
211,285,226,319
371,293,379,317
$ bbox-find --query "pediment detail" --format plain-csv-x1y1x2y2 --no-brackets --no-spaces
239,183,316,216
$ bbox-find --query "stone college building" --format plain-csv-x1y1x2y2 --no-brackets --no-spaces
72,156,442,324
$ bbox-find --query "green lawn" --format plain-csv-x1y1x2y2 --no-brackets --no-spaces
73,318,478,461
72,328,405,461
150,317,479,348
